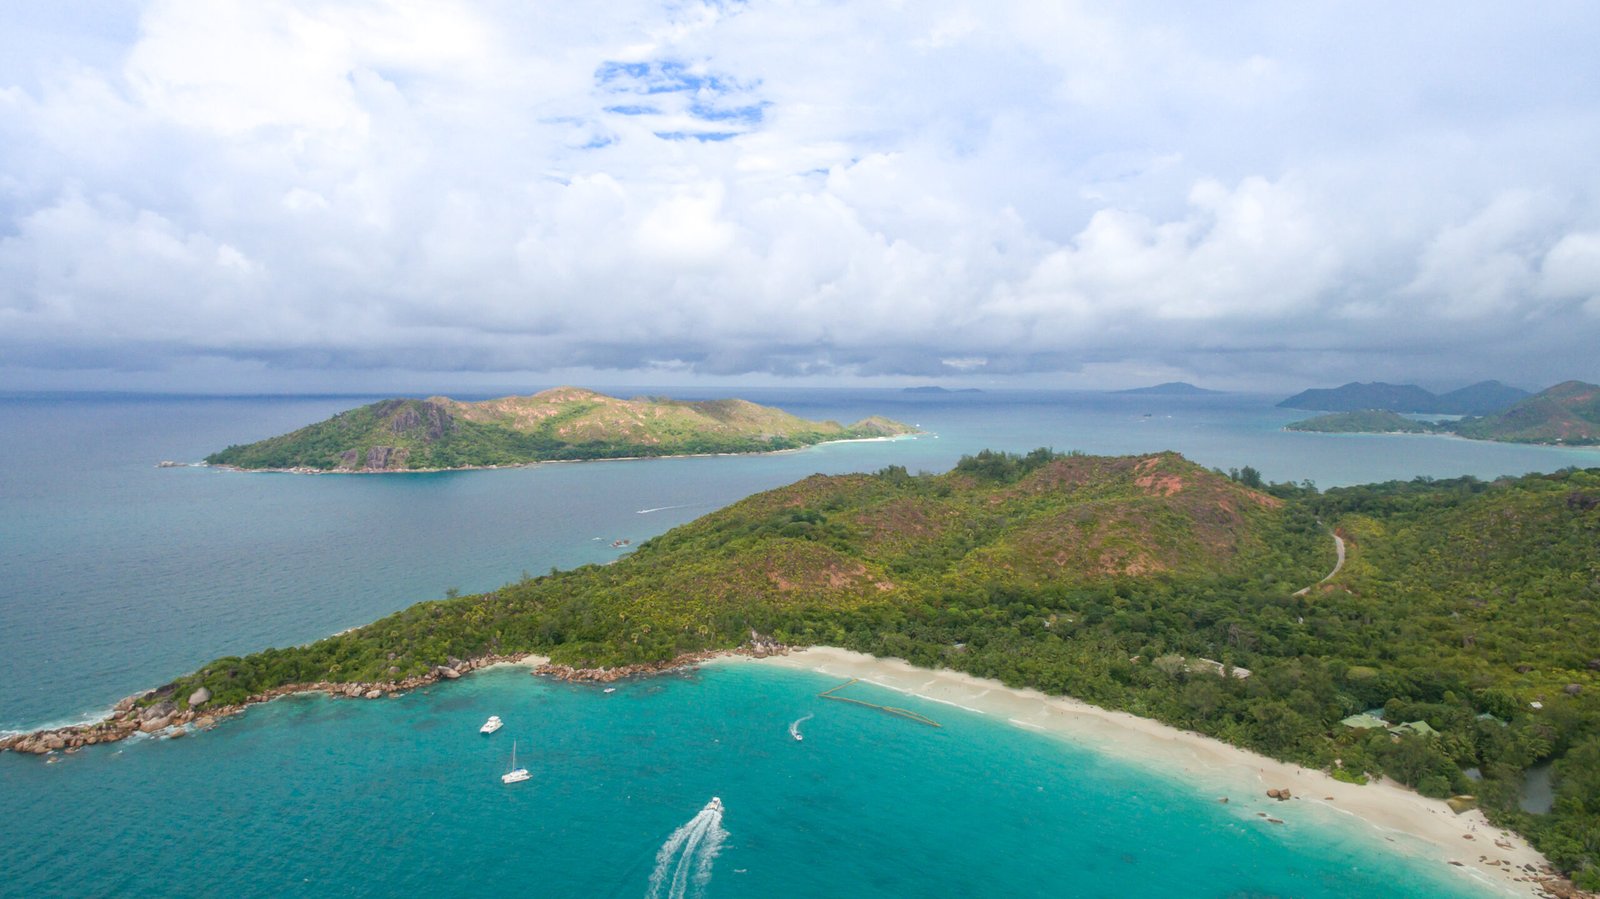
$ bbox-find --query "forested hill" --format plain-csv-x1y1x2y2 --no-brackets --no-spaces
204,387,919,470
1453,380,1600,445
140,451,1600,885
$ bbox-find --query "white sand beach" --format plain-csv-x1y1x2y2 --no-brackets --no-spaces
730,646,1561,898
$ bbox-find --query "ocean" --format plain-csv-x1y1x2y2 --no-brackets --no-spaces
3,388,1595,896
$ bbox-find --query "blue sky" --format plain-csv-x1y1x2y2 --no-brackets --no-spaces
2,0,1599,393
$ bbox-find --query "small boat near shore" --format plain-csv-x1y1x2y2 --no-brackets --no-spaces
789,712,813,741
502,740,530,784
480,715,503,734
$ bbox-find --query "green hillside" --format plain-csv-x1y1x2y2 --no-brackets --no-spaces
1285,410,1433,434
103,452,1600,885
1454,381,1600,445
205,387,919,470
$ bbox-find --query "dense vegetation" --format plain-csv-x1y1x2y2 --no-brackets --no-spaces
205,387,918,470
158,450,1600,884
1454,380,1600,445
1285,410,1432,434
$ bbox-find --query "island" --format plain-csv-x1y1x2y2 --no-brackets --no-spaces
1284,381,1600,446
204,387,921,471
901,386,985,394
1114,381,1222,395
8,449,1600,892
1278,380,1529,415
1285,410,1432,434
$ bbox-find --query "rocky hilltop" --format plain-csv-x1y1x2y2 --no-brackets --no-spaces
205,387,919,471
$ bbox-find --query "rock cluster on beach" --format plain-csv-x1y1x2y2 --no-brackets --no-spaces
534,641,788,683
0,653,532,756
0,641,789,756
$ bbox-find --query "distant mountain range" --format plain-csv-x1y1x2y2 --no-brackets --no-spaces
1114,382,1222,396
1277,380,1529,415
1284,381,1600,446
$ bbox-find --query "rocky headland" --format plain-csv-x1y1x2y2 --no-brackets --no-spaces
0,641,789,757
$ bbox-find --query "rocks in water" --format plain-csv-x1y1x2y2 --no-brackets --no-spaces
363,689,382,699
167,727,186,739
1266,788,1291,801
188,686,212,708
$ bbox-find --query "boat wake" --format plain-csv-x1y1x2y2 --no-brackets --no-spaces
636,503,701,515
789,713,814,741
647,798,727,899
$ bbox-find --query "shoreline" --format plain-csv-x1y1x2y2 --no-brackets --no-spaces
726,647,1576,899
1279,426,1600,450
6,642,1584,896
0,652,551,754
187,433,924,476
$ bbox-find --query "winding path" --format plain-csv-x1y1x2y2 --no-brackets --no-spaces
1293,529,1346,597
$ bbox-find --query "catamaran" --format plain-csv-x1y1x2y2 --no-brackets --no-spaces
501,740,531,784
480,715,502,734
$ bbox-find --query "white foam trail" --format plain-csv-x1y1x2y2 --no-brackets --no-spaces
647,799,726,899
789,713,814,740
636,503,700,515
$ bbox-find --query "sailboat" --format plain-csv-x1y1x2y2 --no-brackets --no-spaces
501,740,531,784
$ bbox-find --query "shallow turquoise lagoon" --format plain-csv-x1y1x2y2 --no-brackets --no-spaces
0,665,1482,897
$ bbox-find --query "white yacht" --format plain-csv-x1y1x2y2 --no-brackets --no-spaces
480,715,502,735
501,740,531,784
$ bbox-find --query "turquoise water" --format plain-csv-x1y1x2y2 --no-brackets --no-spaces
0,664,1479,897
3,388,1595,896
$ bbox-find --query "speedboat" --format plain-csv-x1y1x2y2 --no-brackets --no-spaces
709,796,723,813
480,715,503,734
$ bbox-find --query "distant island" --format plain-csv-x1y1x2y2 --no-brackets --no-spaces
901,386,984,394
1278,380,1529,415
1284,381,1600,446
205,387,920,471
1286,410,1430,434
1114,382,1221,396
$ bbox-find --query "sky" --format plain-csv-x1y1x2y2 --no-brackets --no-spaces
2,0,1599,394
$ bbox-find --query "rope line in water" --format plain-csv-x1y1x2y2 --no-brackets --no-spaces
818,678,942,728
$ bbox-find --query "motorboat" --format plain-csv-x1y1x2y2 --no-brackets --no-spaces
480,715,503,735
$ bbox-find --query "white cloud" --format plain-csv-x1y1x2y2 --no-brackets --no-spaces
1,0,1599,390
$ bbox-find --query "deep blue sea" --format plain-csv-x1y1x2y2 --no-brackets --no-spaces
2,388,1595,897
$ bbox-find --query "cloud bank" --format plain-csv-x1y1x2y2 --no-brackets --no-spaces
2,0,1599,390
